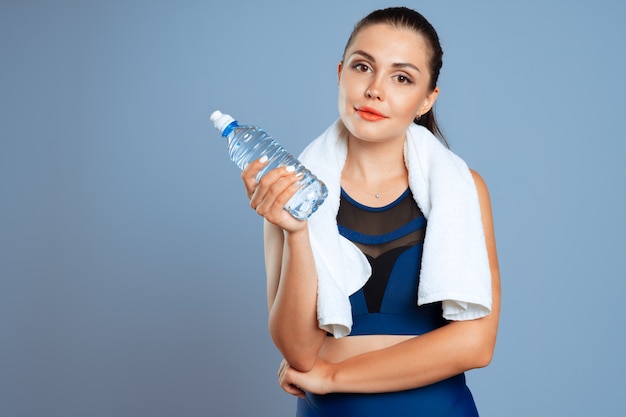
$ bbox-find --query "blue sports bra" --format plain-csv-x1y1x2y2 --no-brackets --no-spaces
337,188,449,336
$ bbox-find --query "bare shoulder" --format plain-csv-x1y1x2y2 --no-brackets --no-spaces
468,168,495,231
469,169,491,204
468,169,499,262
469,169,487,192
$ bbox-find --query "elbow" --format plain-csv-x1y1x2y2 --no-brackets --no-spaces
286,356,317,372
461,345,493,371
269,324,321,372
271,336,318,371
477,330,498,367
460,311,498,370
473,346,494,369
463,330,497,370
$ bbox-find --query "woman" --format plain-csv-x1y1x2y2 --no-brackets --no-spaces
242,7,500,417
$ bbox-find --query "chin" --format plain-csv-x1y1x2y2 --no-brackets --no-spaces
341,117,384,141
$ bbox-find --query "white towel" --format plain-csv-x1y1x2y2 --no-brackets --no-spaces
299,120,492,338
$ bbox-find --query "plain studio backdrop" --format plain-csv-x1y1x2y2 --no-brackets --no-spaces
1,1,625,416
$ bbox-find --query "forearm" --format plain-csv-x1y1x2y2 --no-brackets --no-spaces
328,254,500,394
328,318,497,393
268,225,326,370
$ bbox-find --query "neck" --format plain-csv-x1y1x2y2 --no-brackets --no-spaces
342,134,406,182
340,134,408,204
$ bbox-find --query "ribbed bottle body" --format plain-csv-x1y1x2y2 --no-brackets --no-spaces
213,113,327,220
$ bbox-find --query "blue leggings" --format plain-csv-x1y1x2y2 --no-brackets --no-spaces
296,374,479,417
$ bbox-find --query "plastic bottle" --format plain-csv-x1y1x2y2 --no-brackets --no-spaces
210,110,328,220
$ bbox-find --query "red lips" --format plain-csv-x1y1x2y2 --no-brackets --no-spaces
356,106,387,121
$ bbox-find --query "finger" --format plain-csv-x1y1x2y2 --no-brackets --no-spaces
256,164,300,191
254,177,300,215
251,167,302,215
247,163,297,205
278,359,289,378
281,383,306,398
278,366,306,399
241,156,269,198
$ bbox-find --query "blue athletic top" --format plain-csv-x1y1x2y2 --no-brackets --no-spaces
337,188,449,336
296,189,479,416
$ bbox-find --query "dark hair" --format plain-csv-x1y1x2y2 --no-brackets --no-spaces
342,7,448,147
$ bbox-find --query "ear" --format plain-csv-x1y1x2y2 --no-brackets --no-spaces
337,62,343,83
418,86,440,117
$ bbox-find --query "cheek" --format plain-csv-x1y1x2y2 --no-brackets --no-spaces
393,91,425,116
337,82,352,110
337,86,348,119
338,73,363,98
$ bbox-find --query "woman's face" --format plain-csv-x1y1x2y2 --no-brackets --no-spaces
338,23,439,144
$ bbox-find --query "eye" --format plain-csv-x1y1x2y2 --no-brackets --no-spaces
394,74,413,85
353,63,371,73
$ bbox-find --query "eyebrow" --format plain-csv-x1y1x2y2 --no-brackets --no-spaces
350,50,421,73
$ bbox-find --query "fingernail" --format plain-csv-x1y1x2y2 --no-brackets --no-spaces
285,165,295,173
295,172,304,178
259,155,268,163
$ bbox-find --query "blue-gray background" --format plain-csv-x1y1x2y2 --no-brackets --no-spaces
2,0,625,416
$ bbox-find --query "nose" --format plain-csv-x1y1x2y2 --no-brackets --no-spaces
365,76,384,100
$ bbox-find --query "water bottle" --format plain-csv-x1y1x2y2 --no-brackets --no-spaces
210,110,328,220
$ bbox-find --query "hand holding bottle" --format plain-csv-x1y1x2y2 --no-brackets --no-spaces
211,110,327,220
241,156,309,233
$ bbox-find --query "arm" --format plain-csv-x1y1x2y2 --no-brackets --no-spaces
264,220,327,371
279,169,501,394
242,158,326,371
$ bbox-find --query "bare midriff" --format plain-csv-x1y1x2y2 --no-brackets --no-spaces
319,334,416,363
